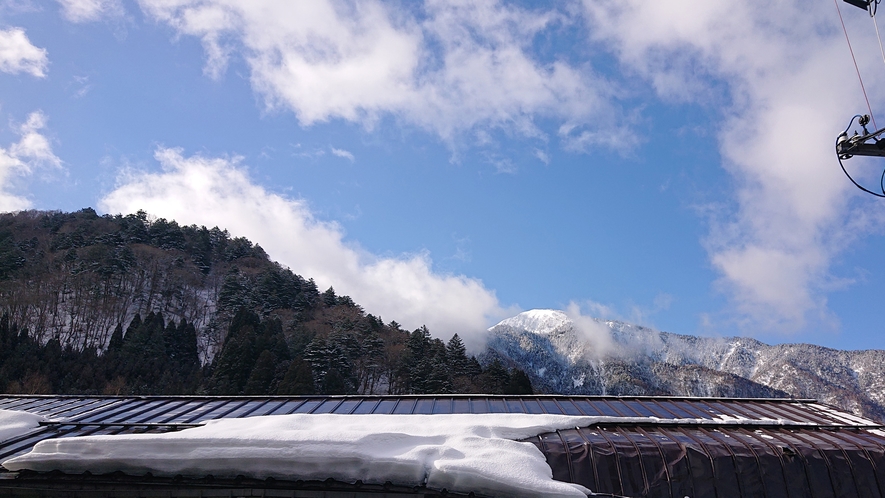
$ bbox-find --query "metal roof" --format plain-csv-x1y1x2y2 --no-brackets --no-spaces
1,395,884,498
525,423,885,497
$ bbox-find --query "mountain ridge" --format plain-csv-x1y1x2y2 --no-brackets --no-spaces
485,309,885,422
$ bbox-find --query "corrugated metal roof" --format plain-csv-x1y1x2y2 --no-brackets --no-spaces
2,395,884,498
524,424,885,497
0,394,873,421
0,395,880,461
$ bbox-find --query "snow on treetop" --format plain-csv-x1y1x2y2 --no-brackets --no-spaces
491,309,572,335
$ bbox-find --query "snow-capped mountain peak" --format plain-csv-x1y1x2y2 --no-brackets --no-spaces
492,309,572,335
484,309,885,423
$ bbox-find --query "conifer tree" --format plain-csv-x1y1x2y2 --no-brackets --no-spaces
277,356,315,395
322,287,337,307
506,369,534,395
425,355,453,394
107,323,124,352
446,334,469,377
323,368,348,395
159,320,200,392
208,311,260,394
354,331,384,393
244,350,276,394
119,312,171,393
479,359,511,394
466,356,483,377
218,268,248,312
402,327,432,393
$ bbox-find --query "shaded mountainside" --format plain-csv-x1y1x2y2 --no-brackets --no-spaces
0,209,532,396
0,208,278,357
486,310,885,422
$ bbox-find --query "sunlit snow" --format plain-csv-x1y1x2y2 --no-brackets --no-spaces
572,373,586,388
3,413,594,498
1,411,844,496
496,309,572,334
0,409,45,442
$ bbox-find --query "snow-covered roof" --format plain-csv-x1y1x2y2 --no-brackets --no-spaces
1,395,884,497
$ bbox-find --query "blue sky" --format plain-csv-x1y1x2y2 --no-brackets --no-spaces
1,0,884,351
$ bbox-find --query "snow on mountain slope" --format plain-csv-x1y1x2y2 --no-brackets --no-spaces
496,309,572,334
486,310,885,422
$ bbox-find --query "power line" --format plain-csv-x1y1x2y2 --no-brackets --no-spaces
835,0,878,129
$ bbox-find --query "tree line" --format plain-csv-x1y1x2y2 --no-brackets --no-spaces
0,307,532,396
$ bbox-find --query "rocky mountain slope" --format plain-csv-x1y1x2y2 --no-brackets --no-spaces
486,309,885,422
0,208,317,361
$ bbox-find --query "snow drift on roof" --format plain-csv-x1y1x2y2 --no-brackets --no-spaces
2,413,594,498
0,409,45,442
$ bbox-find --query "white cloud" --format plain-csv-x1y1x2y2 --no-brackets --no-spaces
99,148,510,348
565,299,681,359
0,27,47,77
56,0,124,22
11,112,62,167
490,157,516,174
582,0,885,333
564,302,614,358
330,147,354,162
0,111,62,212
0,155,29,212
136,0,620,146
568,294,673,333
569,299,617,322
69,75,92,98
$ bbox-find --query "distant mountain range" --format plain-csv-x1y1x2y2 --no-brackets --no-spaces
485,309,885,422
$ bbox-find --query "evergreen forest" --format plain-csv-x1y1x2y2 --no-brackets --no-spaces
0,209,532,396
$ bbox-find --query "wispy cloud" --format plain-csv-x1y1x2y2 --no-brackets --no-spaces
99,148,512,349
0,111,62,211
447,234,472,264
56,0,124,23
564,302,615,358
490,157,516,174
136,0,622,148
567,299,618,323
68,75,92,98
0,27,47,78
330,147,355,162
568,293,675,333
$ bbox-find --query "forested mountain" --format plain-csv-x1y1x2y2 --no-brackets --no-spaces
486,310,885,422
0,209,532,396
